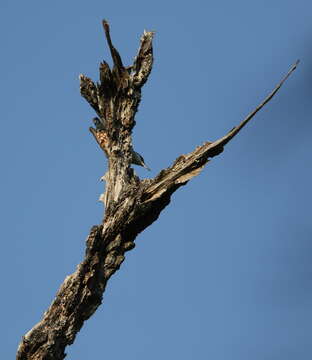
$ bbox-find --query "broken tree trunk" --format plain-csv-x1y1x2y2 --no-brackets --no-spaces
16,20,298,360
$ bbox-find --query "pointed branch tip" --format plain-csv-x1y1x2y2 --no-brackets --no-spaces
206,60,300,150
102,19,110,32
101,19,123,70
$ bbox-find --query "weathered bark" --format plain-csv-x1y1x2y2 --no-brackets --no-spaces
16,20,299,360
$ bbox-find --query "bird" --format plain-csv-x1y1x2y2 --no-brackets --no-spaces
92,117,106,130
131,149,151,171
91,117,151,171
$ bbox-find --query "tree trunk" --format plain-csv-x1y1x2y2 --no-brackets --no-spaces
16,20,298,360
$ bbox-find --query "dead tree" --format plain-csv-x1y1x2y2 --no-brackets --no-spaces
16,20,298,360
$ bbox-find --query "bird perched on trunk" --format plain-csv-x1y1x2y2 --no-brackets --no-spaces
92,117,105,130
91,117,151,171
131,149,151,171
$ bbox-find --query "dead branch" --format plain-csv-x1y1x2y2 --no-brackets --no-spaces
16,20,298,360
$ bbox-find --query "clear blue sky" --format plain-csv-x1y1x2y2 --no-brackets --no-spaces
1,1,312,359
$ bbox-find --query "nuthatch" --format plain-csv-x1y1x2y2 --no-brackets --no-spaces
92,117,105,130
131,149,151,171
92,117,151,171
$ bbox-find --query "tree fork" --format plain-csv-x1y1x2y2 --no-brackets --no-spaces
16,20,298,360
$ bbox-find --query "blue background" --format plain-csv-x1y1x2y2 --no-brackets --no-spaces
1,1,312,359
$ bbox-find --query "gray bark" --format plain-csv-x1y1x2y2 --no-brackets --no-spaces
16,20,298,360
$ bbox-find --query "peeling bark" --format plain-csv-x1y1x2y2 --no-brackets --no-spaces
16,20,299,360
